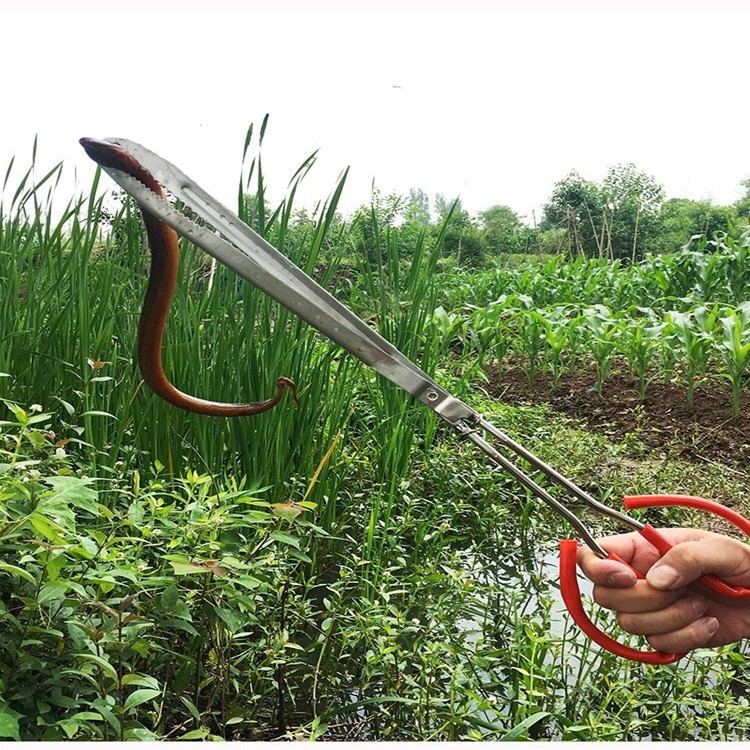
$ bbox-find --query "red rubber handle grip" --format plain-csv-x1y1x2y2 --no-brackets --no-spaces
559,540,684,664
560,494,750,664
624,494,750,535
625,495,750,601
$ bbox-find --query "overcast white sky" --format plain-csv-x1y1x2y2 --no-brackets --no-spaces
2,3,748,223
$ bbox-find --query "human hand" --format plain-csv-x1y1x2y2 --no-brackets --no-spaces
577,528,750,653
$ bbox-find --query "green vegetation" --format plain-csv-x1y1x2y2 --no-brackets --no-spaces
1,128,749,740
396,161,749,265
433,240,750,415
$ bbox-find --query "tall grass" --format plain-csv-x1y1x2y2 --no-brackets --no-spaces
1,133,326,480
0,126,450,566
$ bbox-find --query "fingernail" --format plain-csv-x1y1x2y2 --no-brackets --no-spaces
689,598,708,617
703,617,720,637
647,564,680,589
608,570,637,587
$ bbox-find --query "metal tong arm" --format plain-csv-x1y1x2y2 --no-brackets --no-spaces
94,138,474,425
458,420,750,597
99,141,634,546
456,421,750,664
101,140,642,552
455,416,640,556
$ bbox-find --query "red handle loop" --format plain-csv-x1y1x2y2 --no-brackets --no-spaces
624,494,750,535
560,493,750,664
559,540,684,664
625,495,750,601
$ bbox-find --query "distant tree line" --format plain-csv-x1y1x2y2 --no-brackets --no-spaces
538,163,749,262
287,164,750,268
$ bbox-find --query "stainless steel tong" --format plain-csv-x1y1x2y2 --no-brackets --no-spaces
82,137,750,664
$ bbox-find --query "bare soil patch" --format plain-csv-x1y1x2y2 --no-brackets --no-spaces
486,365,750,476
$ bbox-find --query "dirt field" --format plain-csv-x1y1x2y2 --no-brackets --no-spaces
487,365,750,477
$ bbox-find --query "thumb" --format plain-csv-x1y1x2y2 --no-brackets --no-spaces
646,535,750,591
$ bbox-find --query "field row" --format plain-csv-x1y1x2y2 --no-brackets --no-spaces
439,235,750,312
430,239,750,417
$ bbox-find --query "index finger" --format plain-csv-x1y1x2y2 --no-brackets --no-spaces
577,535,641,587
577,529,712,586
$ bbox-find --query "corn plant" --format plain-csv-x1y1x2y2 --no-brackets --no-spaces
465,296,516,367
665,307,718,409
716,304,750,419
618,312,667,399
725,233,750,302
428,306,467,355
538,306,582,389
516,307,548,385
581,305,622,393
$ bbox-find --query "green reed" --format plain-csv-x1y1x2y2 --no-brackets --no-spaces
0,126,452,574
1,130,348,489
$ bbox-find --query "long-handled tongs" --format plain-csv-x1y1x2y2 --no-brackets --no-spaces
81,137,750,664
